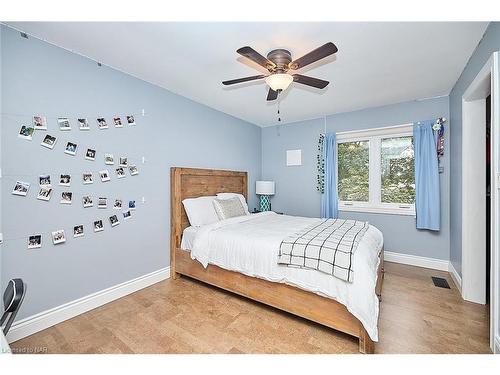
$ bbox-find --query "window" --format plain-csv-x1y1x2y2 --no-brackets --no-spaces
337,124,415,215
338,141,369,202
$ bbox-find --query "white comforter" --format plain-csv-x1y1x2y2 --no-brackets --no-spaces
190,212,383,341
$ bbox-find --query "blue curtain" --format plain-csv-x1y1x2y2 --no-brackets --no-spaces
321,133,338,218
414,121,440,231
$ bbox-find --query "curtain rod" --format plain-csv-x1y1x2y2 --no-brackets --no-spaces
334,122,413,136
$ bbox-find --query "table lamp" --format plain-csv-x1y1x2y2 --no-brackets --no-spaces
256,181,275,212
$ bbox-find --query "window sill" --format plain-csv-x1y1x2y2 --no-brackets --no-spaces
339,205,416,216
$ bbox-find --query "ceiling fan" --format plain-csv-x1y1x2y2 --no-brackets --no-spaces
222,42,338,101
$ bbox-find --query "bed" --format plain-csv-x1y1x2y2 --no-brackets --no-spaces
170,167,384,353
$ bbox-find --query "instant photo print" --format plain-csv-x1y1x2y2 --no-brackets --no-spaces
41,134,57,149
19,125,34,140
33,115,47,130
58,117,71,131
83,195,93,208
37,187,52,201
59,174,71,186
28,235,42,249
78,118,90,130
12,181,30,196
93,220,104,232
51,230,66,245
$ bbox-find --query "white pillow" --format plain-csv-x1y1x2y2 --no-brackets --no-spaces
213,197,246,220
216,193,250,215
182,196,219,227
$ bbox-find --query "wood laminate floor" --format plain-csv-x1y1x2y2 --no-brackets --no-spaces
10,262,491,354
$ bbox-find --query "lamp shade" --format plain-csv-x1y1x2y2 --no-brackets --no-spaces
256,181,275,195
265,74,293,92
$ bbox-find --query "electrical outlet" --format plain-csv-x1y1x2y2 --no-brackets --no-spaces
142,156,146,164
142,197,146,204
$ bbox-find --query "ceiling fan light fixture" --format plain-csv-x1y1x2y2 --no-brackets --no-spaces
265,73,293,92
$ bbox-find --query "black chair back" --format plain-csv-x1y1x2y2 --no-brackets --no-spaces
1,278,26,335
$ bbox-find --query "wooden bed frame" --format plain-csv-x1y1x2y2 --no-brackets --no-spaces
170,167,384,353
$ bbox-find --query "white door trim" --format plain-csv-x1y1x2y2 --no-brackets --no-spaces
461,97,486,304
491,52,500,354
461,51,500,354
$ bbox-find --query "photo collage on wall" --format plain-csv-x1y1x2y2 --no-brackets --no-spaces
12,113,142,249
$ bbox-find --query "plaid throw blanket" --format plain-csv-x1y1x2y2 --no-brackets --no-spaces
277,219,369,282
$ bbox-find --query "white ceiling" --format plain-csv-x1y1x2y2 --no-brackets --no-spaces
6,22,488,127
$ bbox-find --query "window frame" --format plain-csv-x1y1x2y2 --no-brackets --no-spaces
336,124,416,216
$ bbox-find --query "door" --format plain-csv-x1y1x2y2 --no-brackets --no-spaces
491,52,499,353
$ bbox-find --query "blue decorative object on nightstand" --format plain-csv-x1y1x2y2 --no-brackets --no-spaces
256,180,275,212
259,195,271,211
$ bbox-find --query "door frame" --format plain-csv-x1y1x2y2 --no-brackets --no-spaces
461,51,499,353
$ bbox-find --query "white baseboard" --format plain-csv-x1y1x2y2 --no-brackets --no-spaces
384,251,449,271
448,262,462,293
493,335,500,354
7,267,170,344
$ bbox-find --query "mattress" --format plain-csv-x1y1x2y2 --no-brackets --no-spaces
185,212,383,341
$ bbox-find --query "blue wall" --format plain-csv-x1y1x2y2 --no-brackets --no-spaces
449,22,500,276
262,97,450,260
0,25,261,320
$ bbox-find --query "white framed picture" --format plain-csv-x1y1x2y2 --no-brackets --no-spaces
51,230,66,245
83,172,93,184
58,117,71,131
28,234,42,249
37,187,52,201
113,199,123,210
98,197,107,209
116,167,126,178
78,118,90,130
40,134,57,149
65,142,78,156
12,181,30,196
39,174,51,187
104,154,114,165
99,170,110,182
126,115,136,126
19,125,34,141
93,220,104,232
83,195,93,208
286,149,302,166
109,215,120,227
59,174,71,186
85,148,96,161
61,192,73,204
113,117,123,128
33,115,47,130
129,165,139,176
73,225,84,238
97,118,108,129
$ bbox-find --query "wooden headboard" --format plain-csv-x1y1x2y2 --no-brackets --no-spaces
170,167,248,253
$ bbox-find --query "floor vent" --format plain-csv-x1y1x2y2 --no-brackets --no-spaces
432,276,450,289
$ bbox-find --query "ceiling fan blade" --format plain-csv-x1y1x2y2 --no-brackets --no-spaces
288,42,338,70
237,46,276,70
292,74,329,89
222,75,266,85
267,88,279,101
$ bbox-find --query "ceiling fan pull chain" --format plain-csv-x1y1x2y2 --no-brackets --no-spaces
277,94,281,123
